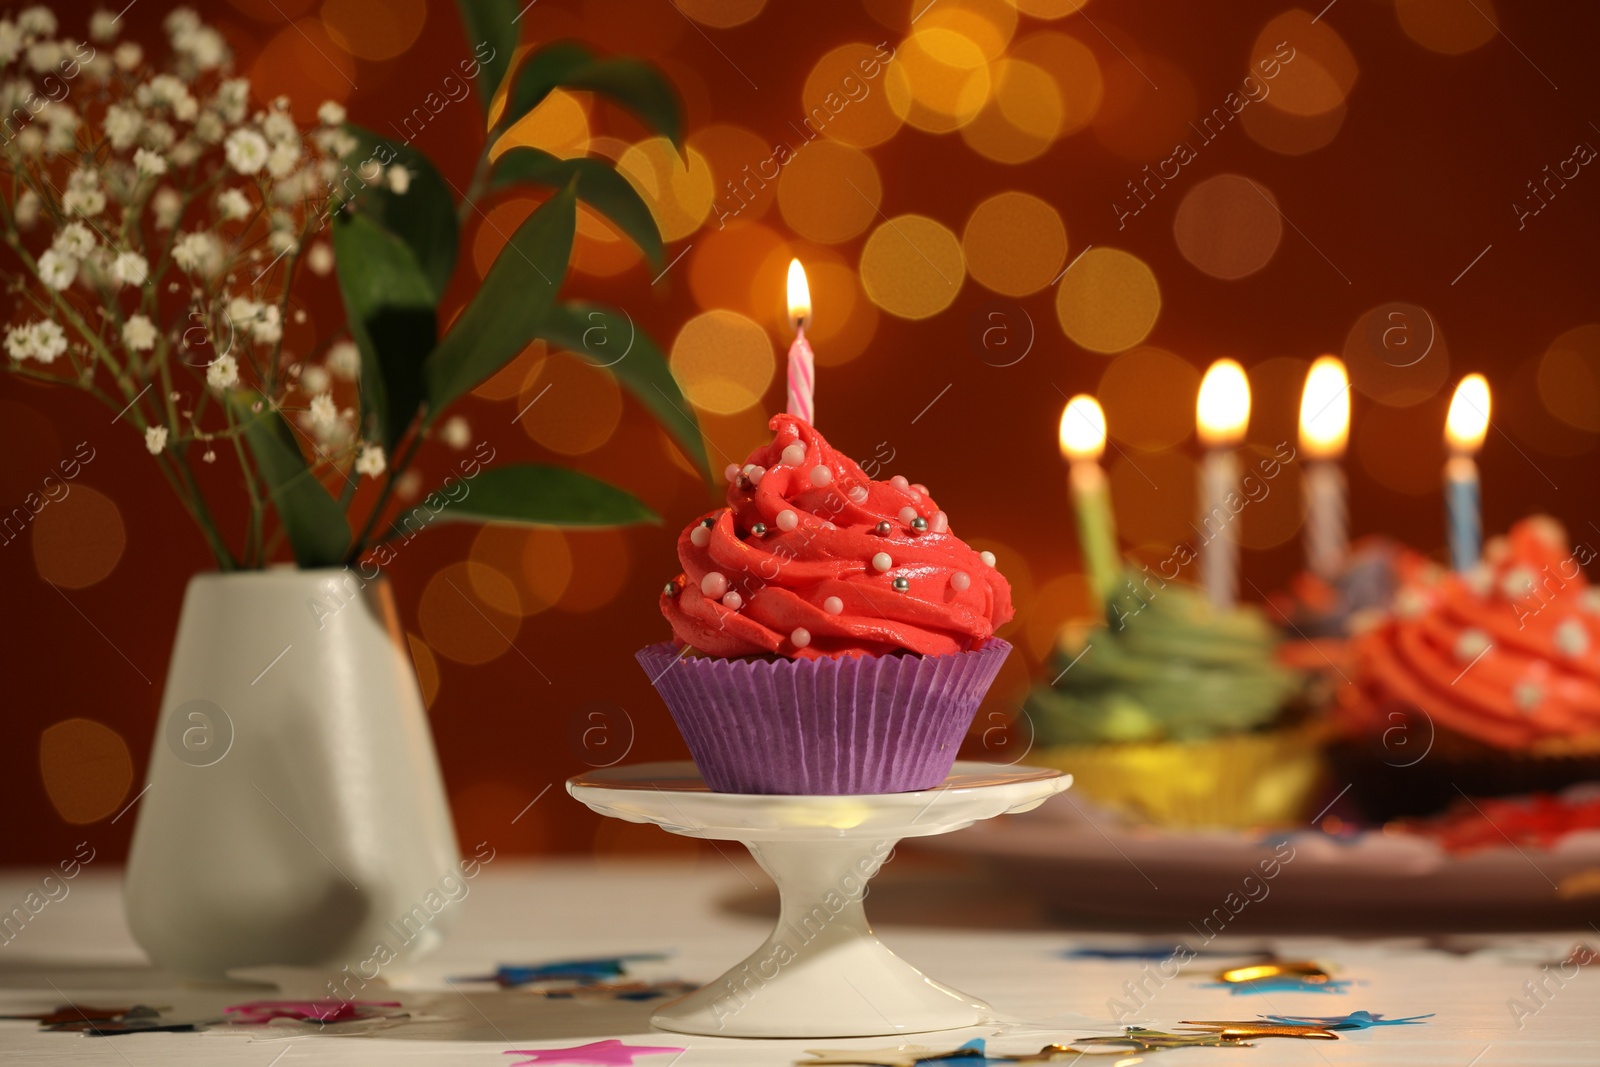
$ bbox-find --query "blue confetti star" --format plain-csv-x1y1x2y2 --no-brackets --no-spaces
455,955,668,987
912,1039,1014,1066
1203,977,1353,996
1263,1010,1434,1029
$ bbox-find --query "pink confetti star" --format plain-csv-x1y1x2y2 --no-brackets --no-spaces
505,1039,685,1066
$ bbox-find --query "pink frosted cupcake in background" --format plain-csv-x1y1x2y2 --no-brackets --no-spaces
638,414,1013,795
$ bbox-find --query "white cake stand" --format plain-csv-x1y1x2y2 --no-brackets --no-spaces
566,760,1071,1039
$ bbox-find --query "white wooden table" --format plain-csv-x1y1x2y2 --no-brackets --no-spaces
0,859,1594,1064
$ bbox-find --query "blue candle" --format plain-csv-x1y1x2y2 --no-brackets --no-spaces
1444,374,1489,572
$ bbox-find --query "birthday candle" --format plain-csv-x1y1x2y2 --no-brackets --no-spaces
785,259,814,425
1298,356,1350,582
1444,373,1490,572
1196,359,1251,611
1058,395,1120,605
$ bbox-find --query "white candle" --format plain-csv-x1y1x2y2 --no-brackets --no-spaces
785,259,814,425
1196,359,1251,611
1444,374,1490,572
1298,355,1350,581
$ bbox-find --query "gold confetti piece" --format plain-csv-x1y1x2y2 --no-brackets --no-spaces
1217,960,1331,984
1180,1021,1340,1040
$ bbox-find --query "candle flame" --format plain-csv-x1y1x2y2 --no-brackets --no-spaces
1446,373,1490,453
1059,394,1107,461
1298,356,1349,460
787,258,810,330
1197,358,1250,446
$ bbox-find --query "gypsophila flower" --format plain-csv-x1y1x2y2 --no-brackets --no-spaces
141,119,176,149
123,314,157,352
306,241,334,276
440,416,471,449
226,295,260,324
113,41,141,70
214,78,248,124
30,321,67,362
266,139,300,179
164,7,199,36
318,100,347,126
151,187,182,229
37,249,77,290
327,340,360,379
308,391,339,431
134,147,167,177
168,139,201,167
387,165,411,195
0,21,21,66
17,6,56,37
89,9,120,42
193,110,224,143
61,184,106,217
144,425,168,454
52,222,96,259
300,364,331,394
355,444,386,478
173,24,227,70
224,127,268,174
103,103,141,149
5,324,31,361
206,354,239,391
26,39,67,74
173,231,221,275
261,110,297,144
251,304,282,344
113,251,150,287
217,187,251,220
14,189,39,228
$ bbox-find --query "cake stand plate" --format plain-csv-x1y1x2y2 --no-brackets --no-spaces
567,760,1071,1038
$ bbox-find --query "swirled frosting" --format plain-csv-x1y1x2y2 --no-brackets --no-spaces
1349,517,1600,750
1026,574,1304,744
659,415,1013,659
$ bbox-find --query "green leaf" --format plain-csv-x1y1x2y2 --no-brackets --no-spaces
490,147,663,266
228,392,352,567
337,123,459,300
332,212,437,451
542,301,711,484
504,40,682,148
454,0,521,116
423,184,576,416
398,464,658,532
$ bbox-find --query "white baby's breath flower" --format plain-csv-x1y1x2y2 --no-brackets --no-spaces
17,6,56,37
214,78,249,123
141,119,175,150
224,127,268,174
261,109,296,145
174,25,227,69
250,304,282,344
217,187,252,221
172,92,198,122
193,110,224,143
89,9,120,42
37,249,77,290
266,139,299,179
168,139,201,167
151,187,182,230
300,364,331,395
227,295,261,323
5,324,32,361
61,185,106,217
113,41,141,71
164,7,200,36
103,103,141,148
144,425,168,454
440,416,471,450
317,100,346,126
206,353,239,391
305,241,334,276
14,189,38,229
133,147,166,177
113,251,149,287
269,230,296,255
30,320,66,362
0,21,21,66
123,314,157,351
386,165,411,195
327,340,360,379
52,221,96,259
173,231,221,275
308,391,339,430
25,39,65,74
355,443,386,478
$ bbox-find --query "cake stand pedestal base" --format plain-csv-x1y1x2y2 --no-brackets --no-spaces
566,760,1071,1039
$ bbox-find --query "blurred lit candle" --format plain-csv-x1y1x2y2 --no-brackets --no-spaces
1059,395,1120,605
1196,359,1251,611
1298,356,1350,582
785,259,815,424
1445,373,1490,572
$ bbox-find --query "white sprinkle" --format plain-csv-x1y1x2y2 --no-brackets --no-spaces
931,510,949,534
1501,566,1537,601
776,509,799,532
1554,618,1589,658
889,475,909,490
872,552,892,572
724,463,740,483
781,443,806,466
980,550,996,568
791,627,811,649
911,483,928,496
1583,589,1600,616
848,485,869,503
701,572,729,598
1454,629,1490,662
823,596,844,615
1513,682,1543,714
722,591,743,611
690,525,710,548
898,506,917,524
747,465,766,486
951,571,970,592
821,521,836,530
1395,589,1429,618
809,465,832,487
1463,565,1494,596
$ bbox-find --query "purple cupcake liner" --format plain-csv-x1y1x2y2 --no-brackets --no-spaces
636,639,1012,795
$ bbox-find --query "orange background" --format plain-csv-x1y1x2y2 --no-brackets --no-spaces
5,0,1600,865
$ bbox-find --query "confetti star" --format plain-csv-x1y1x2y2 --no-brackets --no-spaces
1204,977,1352,995
505,1039,685,1066
0,1005,134,1024
461,955,668,987
1262,1010,1435,1029
1179,1021,1339,1039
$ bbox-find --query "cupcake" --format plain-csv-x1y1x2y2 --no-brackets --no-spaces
1332,516,1600,820
639,414,1013,795
1024,575,1321,828
1268,536,1402,702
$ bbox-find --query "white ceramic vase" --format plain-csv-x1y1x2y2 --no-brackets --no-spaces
125,568,460,980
